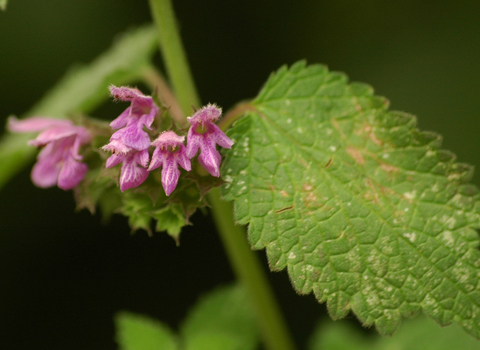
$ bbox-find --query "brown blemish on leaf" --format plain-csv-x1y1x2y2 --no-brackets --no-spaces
325,157,333,168
379,161,399,173
331,119,343,137
299,158,310,168
303,183,314,192
363,178,381,204
275,206,294,214
301,182,323,210
311,270,320,282
270,185,291,199
356,122,383,146
304,192,319,209
346,146,365,166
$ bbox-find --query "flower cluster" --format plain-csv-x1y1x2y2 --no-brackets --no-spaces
186,104,234,177
8,86,233,197
148,131,191,196
101,86,233,196
8,117,91,190
101,85,158,192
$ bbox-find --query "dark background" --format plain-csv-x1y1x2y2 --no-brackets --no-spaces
1,1,480,349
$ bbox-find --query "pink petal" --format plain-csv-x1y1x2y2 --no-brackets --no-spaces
187,104,222,125
70,134,88,160
139,102,159,129
198,134,222,177
57,155,88,190
36,142,63,162
102,139,132,155
29,125,78,147
151,130,185,147
110,108,132,130
119,153,149,191
110,123,151,151
31,156,61,188
8,116,72,133
110,85,146,102
74,127,92,145
148,147,165,171
106,153,124,168
177,150,192,172
138,149,150,168
161,153,181,196
210,123,234,149
110,85,157,125
185,128,201,159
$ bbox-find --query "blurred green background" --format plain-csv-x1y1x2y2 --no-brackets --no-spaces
1,0,479,349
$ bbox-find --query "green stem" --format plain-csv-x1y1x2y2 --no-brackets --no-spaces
148,0,201,115
148,0,296,348
218,101,256,131
141,65,186,127
209,188,297,350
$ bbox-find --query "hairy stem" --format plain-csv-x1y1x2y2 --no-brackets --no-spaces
148,0,200,116
218,101,256,131
142,65,186,127
148,0,296,348
209,188,297,350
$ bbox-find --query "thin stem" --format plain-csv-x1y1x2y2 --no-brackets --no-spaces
208,188,297,350
148,0,200,115
148,0,297,348
218,101,256,131
141,65,186,127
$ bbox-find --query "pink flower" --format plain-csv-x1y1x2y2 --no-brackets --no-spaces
101,86,159,191
148,131,191,196
8,116,91,190
107,85,159,151
105,148,150,192
185,104,234,177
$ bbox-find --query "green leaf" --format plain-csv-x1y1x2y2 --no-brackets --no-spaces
152,203,186,244
308,316,480,350
181,284,260,350
222,61,480,337
0,0,7,11
115,311,178,350
0,25,157,191
121,192,155,234
308,320,372,350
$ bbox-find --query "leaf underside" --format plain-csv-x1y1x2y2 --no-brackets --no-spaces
222,61,480,337
115,311,178,350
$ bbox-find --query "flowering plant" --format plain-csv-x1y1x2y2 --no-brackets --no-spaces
8,117,91,190
1,1,480,350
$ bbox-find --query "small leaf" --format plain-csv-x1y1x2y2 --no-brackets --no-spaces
74,168,114,214
0,25,157,191
121,192,155,234
223,61,480,337
152,203,186,244
181,284,260,350
308,316,480,350
115,311,178,350
74,166,122,222
308,320,372,350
